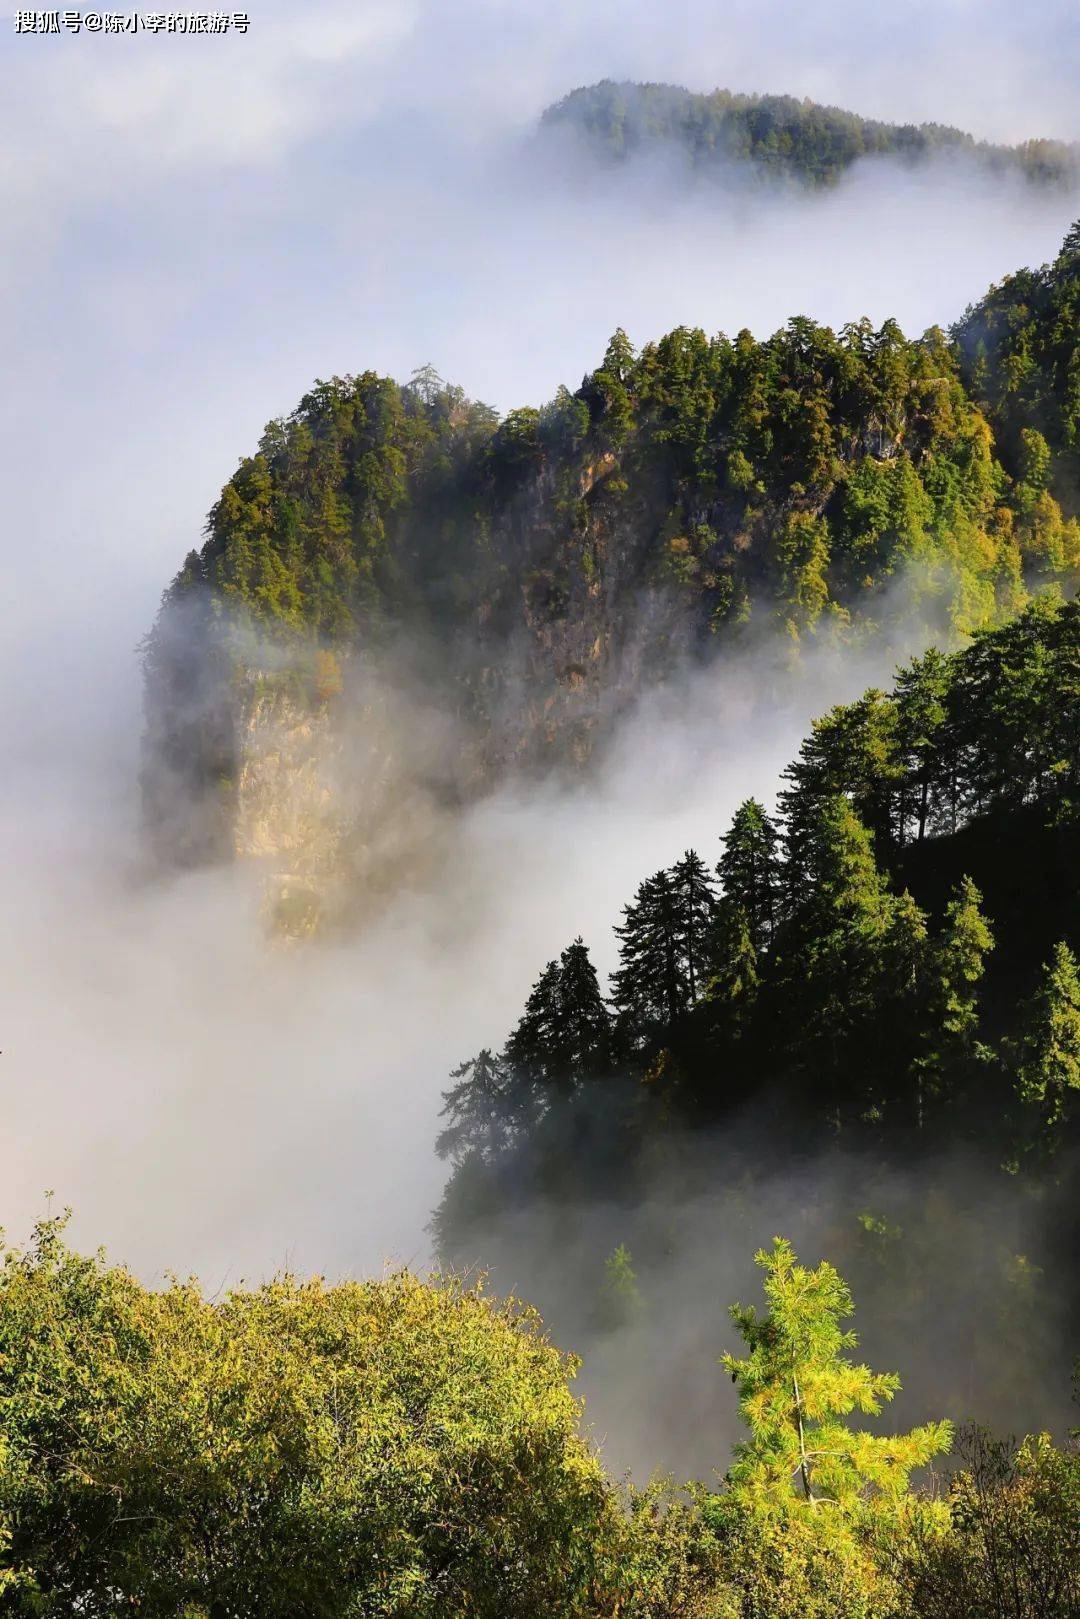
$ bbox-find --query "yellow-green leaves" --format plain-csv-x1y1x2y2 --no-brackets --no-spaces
0,1217,615,1617
720,1238,952,1519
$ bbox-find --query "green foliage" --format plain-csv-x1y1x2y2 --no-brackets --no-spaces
3,1220,1077,1619
148,226,1080,777
894,1427,1080,1618
776,510,835,634
914,875,995,1127
599,1244,643,1330
541,80,1079,190
716,800,781,954
503,938,612,1104
436,1049,513,1165
0,1216,617,1618
436,593,1079,1261
613,868,693,1037
720,1238,952,1516
704,898,759,1015
957,223,1080,520
1013,940,1080,1160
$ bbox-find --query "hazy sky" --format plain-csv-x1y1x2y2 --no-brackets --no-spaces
1,0,1078,1281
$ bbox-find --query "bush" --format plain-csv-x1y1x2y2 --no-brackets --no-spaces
893,1425,1080,1619
0,1218,617,1617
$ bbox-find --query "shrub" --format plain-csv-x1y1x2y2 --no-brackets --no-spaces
0,1218,616,1617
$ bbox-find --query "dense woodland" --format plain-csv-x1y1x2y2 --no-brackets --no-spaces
155,224,1080,650
144,226,1080,849
433,595,1079,1226
540,80,1080,188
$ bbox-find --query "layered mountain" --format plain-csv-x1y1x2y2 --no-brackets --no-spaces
540,80,1080,188
142,226,1080,919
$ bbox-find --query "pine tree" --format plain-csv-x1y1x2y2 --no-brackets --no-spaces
671,849,717,1005
611,870,686,1040
877,888,932,1130
599,1244,642,1329
916,877,995,1127
705,897,759,1015
717,800,781,953
503,960,561,1093
586,328,636,454
776,797,897,1124
894,647,950,844
551,937,612,1083
720,1238,952,1515
435,1049,513,1164
780,693,902,869
502,941,611,1101
1015,940,1080,1158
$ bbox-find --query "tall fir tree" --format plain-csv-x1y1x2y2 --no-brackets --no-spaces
671,849,717,1005
894,647,950,845
436,1049,513,1164
503,960,562,1097
1014,940,1080,1160
551,937,612,1083
705,897,760,1017
502,941,612,1101
915,876,995,1128
775,796,897,1125
612,869,686,1040
717,800,781,953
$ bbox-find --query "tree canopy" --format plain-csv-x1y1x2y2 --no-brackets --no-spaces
542,80,1080,190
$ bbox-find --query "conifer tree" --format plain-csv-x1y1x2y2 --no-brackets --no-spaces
916,877,995,1126
894,647,950,844
671,849,717,1004
776,797,898,1123
586,328,636,453
599,1244,642,1330
503,960,561,1094
436,1049,513,1164
705,897,759,1017
612,870,686,1039
877,888,932,1128
717,800,781,952
1015,940,1080,1158
721,1238,952,1515
502,941,611,1100
552,937,612,1083
780,693,902,868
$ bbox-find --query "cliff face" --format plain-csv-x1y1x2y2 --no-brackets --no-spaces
232,684,341,933
181,651,492,932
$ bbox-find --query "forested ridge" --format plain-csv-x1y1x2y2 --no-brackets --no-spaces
433,595,1079,1240
145,226,1080,850
156,225,1080,649
541,80,1080,188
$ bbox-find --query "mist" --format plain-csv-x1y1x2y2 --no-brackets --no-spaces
0,618,893,1283
2,0,1079,1484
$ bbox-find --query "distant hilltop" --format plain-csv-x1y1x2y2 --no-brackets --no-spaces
540,80,1080,188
